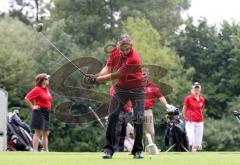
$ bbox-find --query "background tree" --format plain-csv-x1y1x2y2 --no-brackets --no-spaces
122,17,194,105
0,17,39,106
8,0,52,23
50,0,190,47
174,18,240,119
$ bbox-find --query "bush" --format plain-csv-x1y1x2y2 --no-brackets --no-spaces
203,117,240,151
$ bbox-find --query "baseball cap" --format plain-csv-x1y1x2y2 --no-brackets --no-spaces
192,82,201,89
35,73,50,86
118,34,132,45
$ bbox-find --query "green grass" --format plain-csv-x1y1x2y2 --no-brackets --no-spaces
0,152,239,165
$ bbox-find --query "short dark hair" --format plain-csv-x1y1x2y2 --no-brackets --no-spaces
118,34,132,45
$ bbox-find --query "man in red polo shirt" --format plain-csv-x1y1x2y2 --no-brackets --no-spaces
84,34,145,159
144,81,173,142
142,69,174,144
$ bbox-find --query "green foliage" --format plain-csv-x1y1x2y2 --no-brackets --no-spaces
51,0,112,47
226,96,240,115
9,10,31,25
32,19,81,74
119,0,190,42
174,18,219,78
50,0,190,47
204,117,240,151
175,18,240,118
0,17,38,106
122,17,175,68
49,117,105,152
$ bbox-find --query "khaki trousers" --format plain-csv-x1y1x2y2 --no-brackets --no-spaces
144,109,155,143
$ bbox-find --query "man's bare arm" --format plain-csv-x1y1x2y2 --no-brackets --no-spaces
96,70,122,83
182,105,187,120
97,65,111,76
159,96,168,107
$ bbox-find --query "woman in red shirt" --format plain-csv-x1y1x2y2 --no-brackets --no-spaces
25,73,52,152
182,82,205,152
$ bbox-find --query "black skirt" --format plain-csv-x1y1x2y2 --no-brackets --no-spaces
30,108,50,130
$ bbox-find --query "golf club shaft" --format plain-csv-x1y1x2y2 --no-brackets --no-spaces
39,32,87,76
88,106,106,129
235,116,240,123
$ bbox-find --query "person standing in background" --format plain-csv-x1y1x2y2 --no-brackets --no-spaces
182,82,205,152
25,73,52,152
142,69,174,144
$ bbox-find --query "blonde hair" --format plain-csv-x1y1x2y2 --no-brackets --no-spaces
35,73,49,86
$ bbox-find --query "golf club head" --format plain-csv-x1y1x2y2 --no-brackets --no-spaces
33,23,43,32
146,143,159,156
233,111,240,117
145,133,159,156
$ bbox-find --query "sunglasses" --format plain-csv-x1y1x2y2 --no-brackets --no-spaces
44,75,50,80
120,46,131,52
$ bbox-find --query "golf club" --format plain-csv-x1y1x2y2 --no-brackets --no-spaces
233,111,240,123
32,23,87,77
33,0,87,76
145,133,159,158
88,106,106,129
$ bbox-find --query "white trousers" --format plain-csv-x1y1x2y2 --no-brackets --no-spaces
185,121,204,147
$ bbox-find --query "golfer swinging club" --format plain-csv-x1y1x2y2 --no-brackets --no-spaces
84,34,145,159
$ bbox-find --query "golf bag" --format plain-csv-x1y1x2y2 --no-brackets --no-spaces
7,108,33,151
164,108,189,152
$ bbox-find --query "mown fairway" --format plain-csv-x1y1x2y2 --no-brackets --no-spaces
0,152,239,165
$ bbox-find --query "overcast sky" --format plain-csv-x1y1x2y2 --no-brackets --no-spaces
1,0,240,25
0,0,8,13
185,0,240,25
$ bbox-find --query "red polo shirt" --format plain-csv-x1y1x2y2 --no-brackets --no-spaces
106,48,144,89
184,95,205,122
144,81,163,110
25,86,52,110
110,86,131,111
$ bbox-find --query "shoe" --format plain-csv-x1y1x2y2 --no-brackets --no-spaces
102,152,112,159
133,151,144,159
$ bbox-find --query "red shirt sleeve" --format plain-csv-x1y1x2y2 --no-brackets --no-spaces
123,101,132,111
25,87,40,101
106,56,113,67
123,104,130,111
106,48,118,67
109,86,114,97
184,96,189,106
154,87,163,98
